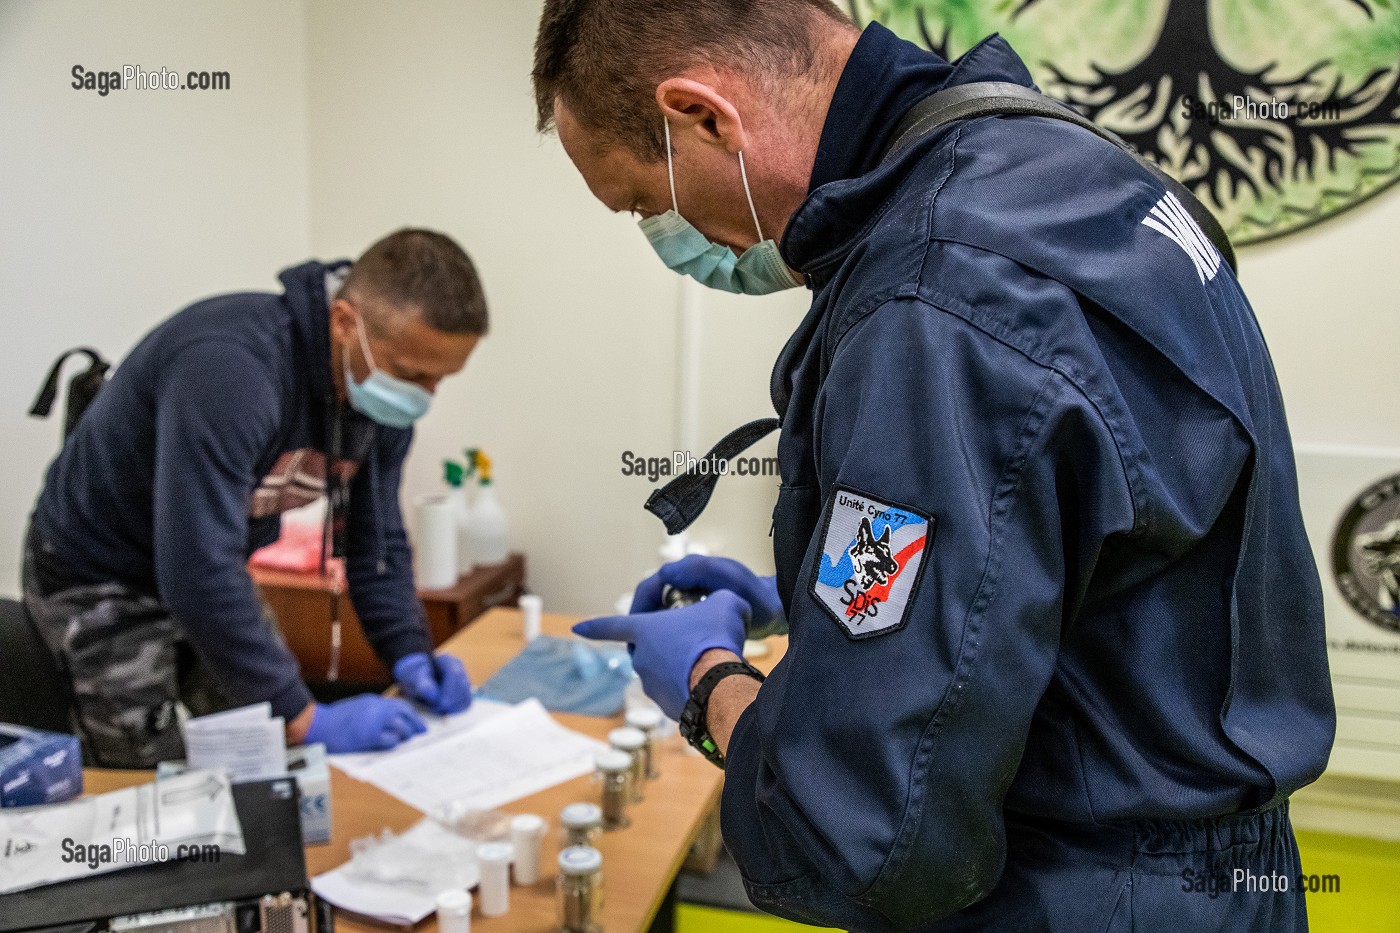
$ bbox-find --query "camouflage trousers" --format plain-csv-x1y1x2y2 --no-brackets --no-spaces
22,527,224,768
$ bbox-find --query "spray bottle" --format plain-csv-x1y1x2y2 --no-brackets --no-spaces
466,449,509,566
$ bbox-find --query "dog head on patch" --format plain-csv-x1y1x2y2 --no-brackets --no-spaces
848,517,898,590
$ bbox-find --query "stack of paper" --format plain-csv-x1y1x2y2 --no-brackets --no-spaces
183,703,286,782
331,699,607,814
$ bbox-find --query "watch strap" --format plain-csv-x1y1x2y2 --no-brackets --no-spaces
679,659,765,769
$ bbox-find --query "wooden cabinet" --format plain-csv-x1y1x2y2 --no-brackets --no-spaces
250,553,526,685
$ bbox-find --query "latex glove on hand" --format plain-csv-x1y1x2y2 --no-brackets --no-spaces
303,695,427,753
631,555,787,639
393,652,474,715
573,589,749,720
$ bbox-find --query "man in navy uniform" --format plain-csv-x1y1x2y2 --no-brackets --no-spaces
537,1,1335,930
25,229,483,766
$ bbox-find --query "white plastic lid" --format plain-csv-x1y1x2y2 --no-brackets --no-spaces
519,594,543,612
476,841,515,865
625,707,663,731
608,726,646,751
595,749,632,773
436,889,472,911
510,813,546,836
558,845,603,876
561,802,602,828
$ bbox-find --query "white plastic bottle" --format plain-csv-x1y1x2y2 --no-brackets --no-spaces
444,460,475,577
467,475,509,567
467,451,512,565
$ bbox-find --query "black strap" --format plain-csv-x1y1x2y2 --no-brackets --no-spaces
644,418,780,535
28,347,108,418
880,81,1237,273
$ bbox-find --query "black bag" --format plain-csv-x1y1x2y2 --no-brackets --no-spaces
29,347,111,440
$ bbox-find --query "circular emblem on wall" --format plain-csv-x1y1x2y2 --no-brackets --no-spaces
1332,472,1400,634
849,0,1400,246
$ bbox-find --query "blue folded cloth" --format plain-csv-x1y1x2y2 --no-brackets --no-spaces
477,635,634,717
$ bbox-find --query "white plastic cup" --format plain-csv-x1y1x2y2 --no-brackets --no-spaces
436,889,472,933
519,594,543,642
476,841,514,917
510,813,547,884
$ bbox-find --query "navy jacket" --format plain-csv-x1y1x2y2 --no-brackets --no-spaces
32,261,433,720
719,25,1335,931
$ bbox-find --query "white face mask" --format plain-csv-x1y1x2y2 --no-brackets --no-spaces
637,120,802,295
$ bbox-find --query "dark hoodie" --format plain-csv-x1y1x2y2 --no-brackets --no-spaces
31,260,433,720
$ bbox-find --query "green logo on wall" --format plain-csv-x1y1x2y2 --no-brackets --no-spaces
850,0,1400,245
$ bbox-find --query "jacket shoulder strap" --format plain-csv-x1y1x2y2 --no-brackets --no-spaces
880,81,1237,272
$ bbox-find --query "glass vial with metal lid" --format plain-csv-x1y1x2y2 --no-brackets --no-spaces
624,707,663,780
594,749,632,830
608,727,647,802
557,845,604,933
560,802,603,849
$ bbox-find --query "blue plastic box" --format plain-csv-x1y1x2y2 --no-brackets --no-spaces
0,723,83,807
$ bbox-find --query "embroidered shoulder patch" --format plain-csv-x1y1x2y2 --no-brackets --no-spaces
812,488,934,639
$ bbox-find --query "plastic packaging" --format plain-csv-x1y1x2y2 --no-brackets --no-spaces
625,707,663,780
436,889,472,933
346,820,480,895
510,813,546,885
431,803,514,843
413,494,459,589
557,846,604,933
595,750,632,830
560,802,603,849
607,727,647,803
519,593,543,642
476,841,514,916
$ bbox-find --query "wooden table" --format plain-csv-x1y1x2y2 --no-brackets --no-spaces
251,554,527,684
86,608,788,932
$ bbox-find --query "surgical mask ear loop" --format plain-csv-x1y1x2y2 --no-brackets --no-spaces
663,119,679,213
354,310,379,374
737,150,765,242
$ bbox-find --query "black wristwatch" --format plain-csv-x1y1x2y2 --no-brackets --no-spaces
679,659,766,769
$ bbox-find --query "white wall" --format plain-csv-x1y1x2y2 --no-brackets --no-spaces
0,0,312,595
302,0,805,615
1235,190,1400,448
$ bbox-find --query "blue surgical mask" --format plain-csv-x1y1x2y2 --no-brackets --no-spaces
638,120,802,295
343,313,432,429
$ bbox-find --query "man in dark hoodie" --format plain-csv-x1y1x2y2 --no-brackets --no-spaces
543,1,1334,932
23,228,486,767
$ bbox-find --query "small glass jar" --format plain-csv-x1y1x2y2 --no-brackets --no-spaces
607,727,647,803
560,802,603,849
557,846,603,933
624,707,663,780
594,750,632,830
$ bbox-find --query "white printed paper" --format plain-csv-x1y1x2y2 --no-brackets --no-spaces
183,703,287,782
0,770,245,895
347,699,606,814
329,697,511,781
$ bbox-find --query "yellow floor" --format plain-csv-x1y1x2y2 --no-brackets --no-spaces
677,831,1400,933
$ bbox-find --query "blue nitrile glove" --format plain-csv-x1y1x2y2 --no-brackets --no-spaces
304,695,427,753
573,589,749,720
393,652,474,715
631,555,787,639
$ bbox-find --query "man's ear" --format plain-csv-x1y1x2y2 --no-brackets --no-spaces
328,297,356,346
656,77,746,153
